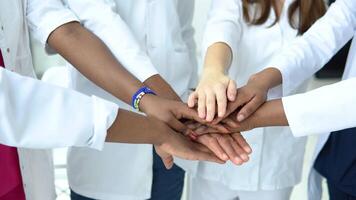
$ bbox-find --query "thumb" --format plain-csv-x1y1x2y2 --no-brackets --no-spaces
211,91,251,125
187,92,198,108
155,146,174,169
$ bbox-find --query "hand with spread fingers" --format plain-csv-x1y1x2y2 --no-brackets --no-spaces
187,42,237,122
184,120,252,165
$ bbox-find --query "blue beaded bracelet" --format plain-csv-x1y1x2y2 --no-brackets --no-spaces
131,86,156,111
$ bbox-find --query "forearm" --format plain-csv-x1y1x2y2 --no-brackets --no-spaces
228,99,288,132
47,22,143,104
144,74,181,101
248,68,283,91
106,109,165,145
203,42,232,74
251,99,289,127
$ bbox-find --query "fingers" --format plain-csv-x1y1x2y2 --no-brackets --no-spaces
191,143,226,164
162,155,174,169
222,117,239,129
237,96,263,122
178,103,207,125
197,135,229,161
169,117,190,135
205,91,216,122
215,86,227,118
185,121,202,130
229,137,250,162
214,135,243,165
212,90,252,124
187,92,198,108
197,92,206,119
207,123,231,134
227,80,237,101
231,133,252,154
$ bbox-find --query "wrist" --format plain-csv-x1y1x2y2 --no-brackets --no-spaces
143,74,181,101
249,68,282,90
203,66,226,75
252,99,288,128
131,86,156,112
138,93,156,114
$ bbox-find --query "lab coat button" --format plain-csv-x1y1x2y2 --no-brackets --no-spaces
6,48,10,53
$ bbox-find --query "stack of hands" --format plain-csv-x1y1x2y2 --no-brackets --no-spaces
141,72,276,169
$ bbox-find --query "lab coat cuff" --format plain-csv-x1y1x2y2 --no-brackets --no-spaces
33,11,79,55
134,61,159,82
202,24,240,61
266,57,295,96
282,95,309,137
90,96,119,150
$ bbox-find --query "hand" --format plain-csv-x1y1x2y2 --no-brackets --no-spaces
140,94,230,135
212,75,268,124
196,133,251,165
140,94,203,135
153,120,226,169
222,99,288,132
188,68,237,122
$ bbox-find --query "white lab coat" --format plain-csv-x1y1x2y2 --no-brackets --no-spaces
190,0,308,192
267,0,356,199
31,0,197,199
0,1,118,200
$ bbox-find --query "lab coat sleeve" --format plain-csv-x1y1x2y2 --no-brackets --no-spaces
62,0,159,82
0,68,118,150
202,0,243,62
282,77,356,137
26,0,80,53
267,0,356,95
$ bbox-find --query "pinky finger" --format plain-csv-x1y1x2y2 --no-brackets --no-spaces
188,92,198,108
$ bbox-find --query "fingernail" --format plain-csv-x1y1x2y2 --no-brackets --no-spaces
189,134,197,140
237,114,245,122
244,147,252,154
240,154,249,161
234,157,243,165
222,154,228,160
218,111,224,117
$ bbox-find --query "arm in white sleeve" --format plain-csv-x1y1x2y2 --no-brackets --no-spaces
268,0,356,95
62,0,158,82
26,0,80,53
282,78,356,137
202,0,243,63
0,68,118,150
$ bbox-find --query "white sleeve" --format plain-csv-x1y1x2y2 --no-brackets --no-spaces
26,0,80,53
282,78,356,137
267,0,356,95
62,0,159,82
202,0,243,62
0,68,118,150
